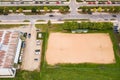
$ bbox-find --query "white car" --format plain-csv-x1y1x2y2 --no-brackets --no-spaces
35,49,40,55
36,40,41,45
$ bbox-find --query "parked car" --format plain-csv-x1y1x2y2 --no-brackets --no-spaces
46,2,49,4
40,1,43,4
36,29,40,32
112,15,117,17
112,2,115,4
49,15,54,17
28,33,31,38
19,56,22,62
35,1,39,4
34,58,38,61
35,49,40,55
36,40,41,45
21,41,26,48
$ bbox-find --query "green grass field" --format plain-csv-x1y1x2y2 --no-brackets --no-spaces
36,23,120,80
0,23,120,80
0,24,27,29
0,70,40,80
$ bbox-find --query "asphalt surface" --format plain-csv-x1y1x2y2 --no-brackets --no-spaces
0,0,120,22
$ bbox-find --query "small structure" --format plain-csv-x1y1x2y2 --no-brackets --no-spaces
72,29,88,33
0,30,22,78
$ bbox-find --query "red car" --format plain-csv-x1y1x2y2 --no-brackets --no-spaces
88,2,92,4
56,1,59,4
107,1,111,4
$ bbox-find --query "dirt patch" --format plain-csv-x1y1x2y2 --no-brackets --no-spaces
46,33,115,65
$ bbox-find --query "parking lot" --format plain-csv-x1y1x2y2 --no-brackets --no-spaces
21,23,42,71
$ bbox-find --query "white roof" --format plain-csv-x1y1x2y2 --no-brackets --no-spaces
0,30,21,68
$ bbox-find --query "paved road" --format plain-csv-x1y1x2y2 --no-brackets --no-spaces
0,0,120,7
0,13,119,22
0,0,120,22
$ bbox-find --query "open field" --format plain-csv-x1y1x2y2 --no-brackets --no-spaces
0,23,120,80
46,33,115,65
0,24,26,29
39,30,120,80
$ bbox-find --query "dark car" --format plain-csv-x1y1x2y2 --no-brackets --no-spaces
40,1,43,4
112,15,117,17
3,13,8,15
34,58,38,61
46,2,49,4
49,15,54,17
35,1,39,4
28,33,31,38
112,2,115,4
21,41,26,48
20,1,24,4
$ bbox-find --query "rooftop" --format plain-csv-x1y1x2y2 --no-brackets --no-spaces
0,30,20,68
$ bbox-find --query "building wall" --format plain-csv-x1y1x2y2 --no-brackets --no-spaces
0,0,67,2
0,68,16,78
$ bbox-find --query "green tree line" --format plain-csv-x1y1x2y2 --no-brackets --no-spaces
0,6,69,14
63,21,113,31
79,6,120,13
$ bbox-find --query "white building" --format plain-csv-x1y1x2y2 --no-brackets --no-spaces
0,0,67,2
0,30,22,78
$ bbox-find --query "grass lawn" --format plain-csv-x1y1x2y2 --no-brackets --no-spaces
36,24,120,80
0,24,27,29
0,23,120,80
0,70,40,80
36,24,64,32
63,19,90,21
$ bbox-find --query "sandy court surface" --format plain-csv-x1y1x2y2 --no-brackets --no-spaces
46,33,115,65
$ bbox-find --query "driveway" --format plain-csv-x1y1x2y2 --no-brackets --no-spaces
21,21,42,71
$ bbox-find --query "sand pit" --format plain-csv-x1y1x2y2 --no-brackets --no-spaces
46,33,115,65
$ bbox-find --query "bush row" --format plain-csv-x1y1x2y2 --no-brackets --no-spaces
63,21,113,31
0,6,69,14
79,6,120,13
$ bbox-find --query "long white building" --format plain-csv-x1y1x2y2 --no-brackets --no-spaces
0,0,67,2
0,30,22,78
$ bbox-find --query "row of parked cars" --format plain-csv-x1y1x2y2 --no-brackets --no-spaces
87,1,120,4
9,1,64,4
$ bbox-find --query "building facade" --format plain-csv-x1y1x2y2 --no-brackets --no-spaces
0,31,22,78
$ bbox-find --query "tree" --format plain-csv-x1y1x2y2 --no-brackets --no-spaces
49,8,52,13
81,7,87,13
70,21,78,31
47,20,51,32
18,8,23,13
59,7,64,13
3,7,9,15
63,21,70,30
37,8,41,13
113,7,120,13
64,7,69,12
104,8,108,12
47,20,51,27
93,8,96,12
44,7,48,13
63,21,79,31
97,7,102,12
31,7,37,13
12,7,16,13
109,7,114,13
0,8,4,14
87,8,92,14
